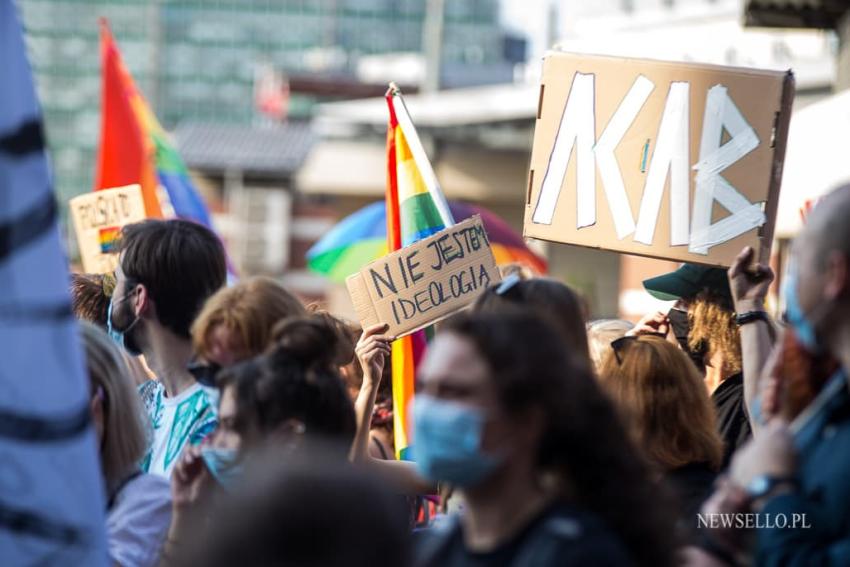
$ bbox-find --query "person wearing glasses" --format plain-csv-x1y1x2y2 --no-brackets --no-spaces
637,264,750,469
161,315,358,563
188,276,307,386
599,334,723,539
69,271,152,386
474,274,593,371
108,220,227,478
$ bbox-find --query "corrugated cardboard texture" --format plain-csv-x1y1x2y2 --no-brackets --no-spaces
524,52,794,267
70,185,146,273
346,215,501,338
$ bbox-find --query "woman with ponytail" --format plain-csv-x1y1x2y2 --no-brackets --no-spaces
162,314,358,564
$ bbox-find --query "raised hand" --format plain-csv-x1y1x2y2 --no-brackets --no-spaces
355,323,393,383
728,246,774,310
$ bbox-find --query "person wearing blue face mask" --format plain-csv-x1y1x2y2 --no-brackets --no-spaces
413,312,678,567
161,315,358,562
695,185,850,566
110,220,227,479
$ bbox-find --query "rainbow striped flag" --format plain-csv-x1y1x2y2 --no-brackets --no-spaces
95,19,212,228
385,84,455,460
98,226,121,254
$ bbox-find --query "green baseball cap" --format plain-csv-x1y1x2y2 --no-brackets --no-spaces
642,263,732,302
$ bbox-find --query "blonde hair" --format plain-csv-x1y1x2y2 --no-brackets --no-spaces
688,291,742,374
599,336,723,472
587,319,634,371
192,277,306,361
79,322,148,491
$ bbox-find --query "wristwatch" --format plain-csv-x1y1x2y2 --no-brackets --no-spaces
746,474,798,500
735,310,770,326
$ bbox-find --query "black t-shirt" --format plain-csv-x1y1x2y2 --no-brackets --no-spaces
711,373,752,469
665,461,717,540
415,503,634,567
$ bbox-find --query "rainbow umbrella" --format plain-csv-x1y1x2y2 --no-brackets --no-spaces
307,201,547,283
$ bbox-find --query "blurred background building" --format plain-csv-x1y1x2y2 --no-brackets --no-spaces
19,0,849,317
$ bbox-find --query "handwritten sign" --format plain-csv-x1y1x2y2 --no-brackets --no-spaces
347,215,501,338
70,185,147,273
524,52,794,267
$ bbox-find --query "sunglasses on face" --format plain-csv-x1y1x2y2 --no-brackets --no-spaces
610,333,666,365
186,359,222,388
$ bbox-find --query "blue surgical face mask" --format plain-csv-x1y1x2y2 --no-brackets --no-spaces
201,446,243,490
412,395,503,488
107,291,141,356
783,269,821,353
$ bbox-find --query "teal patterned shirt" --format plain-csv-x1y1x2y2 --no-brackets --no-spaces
138,380,218,477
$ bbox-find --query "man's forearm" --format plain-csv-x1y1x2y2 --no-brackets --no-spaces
736,298,775,430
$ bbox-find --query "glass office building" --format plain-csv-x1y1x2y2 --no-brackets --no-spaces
18,0,511,208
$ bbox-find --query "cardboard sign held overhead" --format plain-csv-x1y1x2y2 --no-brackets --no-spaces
70,185,147,273
524,52,795,267
347,216,501,338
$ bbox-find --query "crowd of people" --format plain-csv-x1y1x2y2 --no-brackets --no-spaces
67,183,850,566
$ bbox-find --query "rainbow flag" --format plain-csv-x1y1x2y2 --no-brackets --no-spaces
95,19,212,228
98,226,121,254
385,84,455,460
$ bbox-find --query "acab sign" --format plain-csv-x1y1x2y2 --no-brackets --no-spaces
524,53,794,266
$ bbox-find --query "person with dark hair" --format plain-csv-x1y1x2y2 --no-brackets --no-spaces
638,263,751,468
473,275,593,369
71,271,152,385
109,219,227,477
167,444,410,567
599,335,723,537
413,311,677,566
162,314,358,559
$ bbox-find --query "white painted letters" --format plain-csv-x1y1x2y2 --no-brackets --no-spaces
634,82,690,246
593,75,654,239
532,73,595,226
689,85,764,255
533,73,765,254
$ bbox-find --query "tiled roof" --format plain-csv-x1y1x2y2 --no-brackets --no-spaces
174,121,314,176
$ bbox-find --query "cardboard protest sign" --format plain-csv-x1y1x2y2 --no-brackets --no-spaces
523,52,794,267
347,215,501,338
70,185,146,273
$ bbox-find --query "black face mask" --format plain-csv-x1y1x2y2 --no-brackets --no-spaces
668,308,707,373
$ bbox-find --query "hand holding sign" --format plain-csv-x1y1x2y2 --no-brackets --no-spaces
347,216,501,338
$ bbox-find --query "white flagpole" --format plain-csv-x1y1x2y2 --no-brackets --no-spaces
389,85,455,227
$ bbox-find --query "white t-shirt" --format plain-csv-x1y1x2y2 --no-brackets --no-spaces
107,473,172,567
139,380,218,477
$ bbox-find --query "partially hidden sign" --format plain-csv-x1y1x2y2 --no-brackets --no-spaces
70,185,147,273
347,215,501,338
524,52,795,266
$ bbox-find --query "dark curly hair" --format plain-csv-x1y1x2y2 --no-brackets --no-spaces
441,311,678,567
